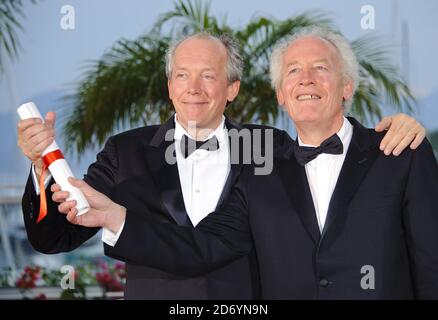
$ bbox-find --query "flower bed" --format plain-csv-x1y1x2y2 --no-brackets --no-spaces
0,260,125,300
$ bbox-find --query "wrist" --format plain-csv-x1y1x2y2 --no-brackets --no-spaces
33,159,44,180
105,203,126,234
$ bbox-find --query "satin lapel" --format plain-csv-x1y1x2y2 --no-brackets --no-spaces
276,149,321,245
216,118,244,208
320,117,379,248
145,116,191,227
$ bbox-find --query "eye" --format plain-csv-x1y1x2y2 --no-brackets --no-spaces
175,73,187,80
202,74,215,80
315,65,328,71
288,67,299,75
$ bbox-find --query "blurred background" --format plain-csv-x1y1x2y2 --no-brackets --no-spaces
0,0,437,294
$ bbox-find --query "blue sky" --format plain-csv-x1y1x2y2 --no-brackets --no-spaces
1,0,438,188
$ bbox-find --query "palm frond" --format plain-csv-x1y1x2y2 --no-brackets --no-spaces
351,35,415,123
63,0,417,154
0,0,39,72
63,35,172,154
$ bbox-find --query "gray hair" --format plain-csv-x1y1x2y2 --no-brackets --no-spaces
165,31,243,84
269,25,359,110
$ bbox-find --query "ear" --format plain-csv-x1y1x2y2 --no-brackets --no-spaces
343,80,354,101
168,79,173,100
276,87,285,106
227,80,241,102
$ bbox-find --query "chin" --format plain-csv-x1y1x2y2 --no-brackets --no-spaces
289,109,319,122
293,114,324,125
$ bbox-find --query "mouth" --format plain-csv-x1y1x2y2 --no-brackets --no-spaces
296,94,321,101
183,102,209,105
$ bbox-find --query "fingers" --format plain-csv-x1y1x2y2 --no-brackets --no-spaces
52,189,70,203
66,207,90,227
51,183,71,209
50,183,62,193
30,133,55,157
66,207,79,224
68,177,93,194
379,114,425,156
379,116,403,154
17,118,55,161
391,133,415,156
58,200,76,215
410,126,426,149
68,177,83,187
45,111,56,128
392,122,426,155
382,118,415,155
17,118,42,133
375,116,392,133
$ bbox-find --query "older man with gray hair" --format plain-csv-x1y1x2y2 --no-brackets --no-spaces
28,27,436,300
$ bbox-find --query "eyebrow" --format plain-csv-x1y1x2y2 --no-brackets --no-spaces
174,66,217,72
286,59,330,67
313,59,330,64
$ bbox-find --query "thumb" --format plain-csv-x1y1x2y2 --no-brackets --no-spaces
68,177,92,193
375,116,392,132
45,111,56,129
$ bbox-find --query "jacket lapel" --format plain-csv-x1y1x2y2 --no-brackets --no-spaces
320,117,379,248
277,146,321,245
144,116,192,227
216,118,245,208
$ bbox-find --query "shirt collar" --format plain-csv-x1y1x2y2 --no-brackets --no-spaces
298,116,352,148
174,114,226,143
297,116,353,163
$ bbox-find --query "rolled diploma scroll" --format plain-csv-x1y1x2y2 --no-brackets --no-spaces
17,102,90,216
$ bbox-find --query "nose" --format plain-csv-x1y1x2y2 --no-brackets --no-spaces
299,69,316,86
187,76,202,94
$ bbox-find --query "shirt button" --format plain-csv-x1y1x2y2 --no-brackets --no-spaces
195,189,200,193
319,279,330,287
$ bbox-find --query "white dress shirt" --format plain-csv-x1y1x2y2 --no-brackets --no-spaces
103,115,230,246
174,115,230,227
31,117,230,246
298,117,353,233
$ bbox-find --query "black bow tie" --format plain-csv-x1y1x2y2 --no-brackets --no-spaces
294,133,343,166
180,134,220,158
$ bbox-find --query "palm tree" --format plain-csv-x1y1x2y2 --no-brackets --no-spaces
0,0,37,73
63,0,415,154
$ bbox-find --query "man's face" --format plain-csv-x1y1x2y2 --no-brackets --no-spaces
276,37,353,126
168,37,240,131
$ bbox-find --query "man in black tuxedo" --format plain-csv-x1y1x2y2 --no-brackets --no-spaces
18,32,270,299
19,31,427,299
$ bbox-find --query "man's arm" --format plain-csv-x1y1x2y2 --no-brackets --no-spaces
57,167,254,277
402,138,438,299
105,202,252,276
21,136,119,254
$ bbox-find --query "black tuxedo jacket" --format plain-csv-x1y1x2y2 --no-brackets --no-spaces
22,116,291,299
105,117,438,299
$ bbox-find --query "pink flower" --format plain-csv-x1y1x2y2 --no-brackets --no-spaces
35,293,47,300
15,266,41,289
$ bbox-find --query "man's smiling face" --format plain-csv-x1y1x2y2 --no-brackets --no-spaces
276,36,353,127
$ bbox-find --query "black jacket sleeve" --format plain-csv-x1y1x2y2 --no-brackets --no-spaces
402,139,438,299
104,165,253,277
21,136,119,254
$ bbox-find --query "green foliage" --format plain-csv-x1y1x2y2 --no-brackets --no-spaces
0,0,38,72
63,0,416,154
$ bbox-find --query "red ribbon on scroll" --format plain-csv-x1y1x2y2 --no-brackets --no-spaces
37,150,65,223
